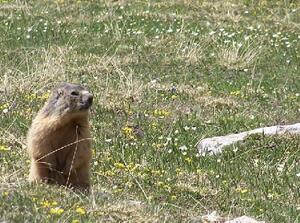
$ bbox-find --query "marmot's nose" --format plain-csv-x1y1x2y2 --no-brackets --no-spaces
87,93,93,105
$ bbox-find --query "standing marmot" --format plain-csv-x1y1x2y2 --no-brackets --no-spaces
27,83,93,190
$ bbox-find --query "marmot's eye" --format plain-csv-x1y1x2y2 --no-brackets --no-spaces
70,91,79,96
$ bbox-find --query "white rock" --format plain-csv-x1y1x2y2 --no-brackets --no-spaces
197,123,300,155
225,216,265,223
198,211,224,222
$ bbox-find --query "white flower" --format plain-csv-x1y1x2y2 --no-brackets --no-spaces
228,33,235,38
179,145,188,151
183,126,190,131
105,139,112,143
167,28,173,33
277,164,284,172
296,173,300,177
3,108,8,114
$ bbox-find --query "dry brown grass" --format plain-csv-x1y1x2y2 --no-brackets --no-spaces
93,200,161,222
216,42,262,71
0,0,31,15
1,47,71,95
149,82,238,109
202,0,246,24
97,69,145,110
145,34,206,65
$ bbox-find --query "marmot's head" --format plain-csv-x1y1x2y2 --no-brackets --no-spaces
42,83,93,117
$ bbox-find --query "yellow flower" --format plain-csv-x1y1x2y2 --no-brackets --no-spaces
113,188,123,193
38,92,50,100
0,103,9,110
157,181,164,186
163,184,171,191
184,157,192,163
25,93,36,101
49,207,64,215
72,220,80,223
230,90,241,96
75,207,86,215
122,126,133,135
151,122,157,129
104,170,115,176
235,187,248,194
240,189,248,194
127,162,138,172
41,200,51,208
153,143,163,150
25,91,50,101
0,145,10,152
122,126,135,139
125,181,133,188
114,162,126,169
171,195,177,200
171,95,178,100
153,109,170,117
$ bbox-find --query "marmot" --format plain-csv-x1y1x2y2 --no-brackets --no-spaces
27,83,93,190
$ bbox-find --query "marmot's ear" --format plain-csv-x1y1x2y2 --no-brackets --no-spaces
56,89,64,99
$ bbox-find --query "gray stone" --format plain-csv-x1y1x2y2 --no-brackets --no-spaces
197,123,300,155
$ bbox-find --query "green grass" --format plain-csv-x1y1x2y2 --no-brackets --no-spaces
0,0,300,222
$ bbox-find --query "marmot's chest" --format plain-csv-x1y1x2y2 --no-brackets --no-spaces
50,125,89,166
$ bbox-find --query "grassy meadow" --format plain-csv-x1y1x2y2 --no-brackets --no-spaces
0,0,300,222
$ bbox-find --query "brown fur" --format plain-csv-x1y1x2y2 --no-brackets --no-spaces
27,83,93,190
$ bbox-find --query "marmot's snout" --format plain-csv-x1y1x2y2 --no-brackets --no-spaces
81,91,93,109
